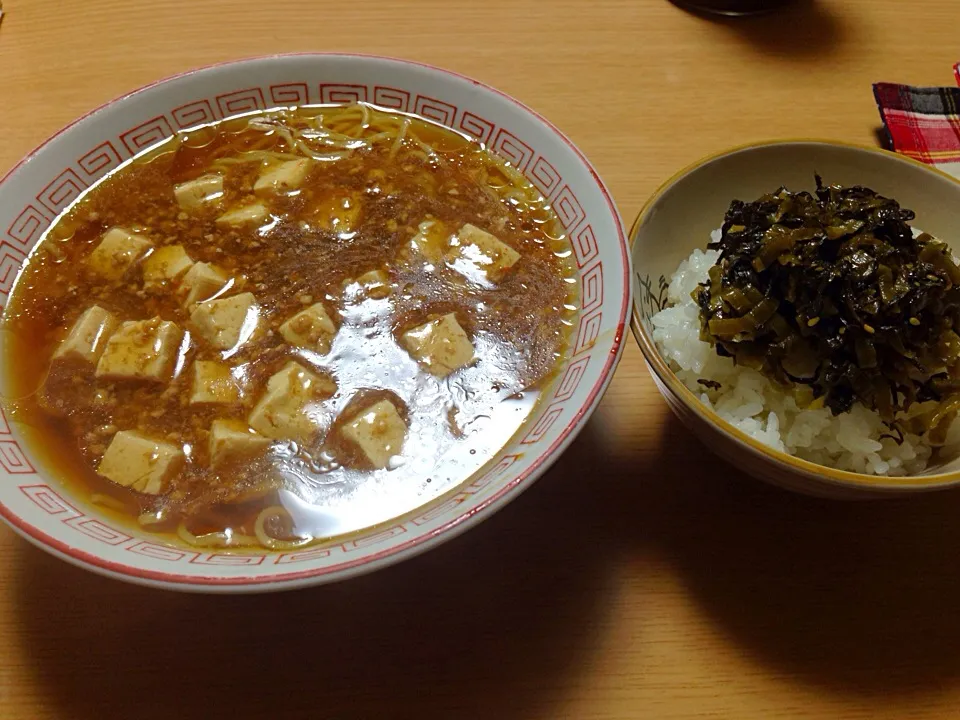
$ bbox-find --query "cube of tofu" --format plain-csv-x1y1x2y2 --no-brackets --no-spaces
179,262,228,306
265,360,337,396
342,399,407,469
216,202,270,228
446,223,520,284
95,318,182,381
254,159,312,195
407,219,448,261
190,292,259,350
190,361,240,404
248,361,336,442
174,174,223,210
312,192,360,233
401,313,475,378
53,305,118,363
209,419,271,466
279,302,337,354
87,228,152,280
97,431,184,495
356,269,388,287
353,269,390,298
143,245,194,288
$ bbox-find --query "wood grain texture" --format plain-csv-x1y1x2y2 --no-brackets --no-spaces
2,1,960,717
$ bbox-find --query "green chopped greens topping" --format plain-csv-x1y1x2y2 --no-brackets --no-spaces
695,176,960,442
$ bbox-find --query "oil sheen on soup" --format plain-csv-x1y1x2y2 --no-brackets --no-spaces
3,104,577,550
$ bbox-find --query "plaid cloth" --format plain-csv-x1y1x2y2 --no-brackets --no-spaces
873,63,960,178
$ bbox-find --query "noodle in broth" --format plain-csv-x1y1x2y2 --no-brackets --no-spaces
3,103,577,549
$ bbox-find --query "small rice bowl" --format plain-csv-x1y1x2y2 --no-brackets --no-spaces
651,232,960,476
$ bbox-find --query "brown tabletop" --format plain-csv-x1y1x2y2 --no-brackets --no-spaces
2,0,960,717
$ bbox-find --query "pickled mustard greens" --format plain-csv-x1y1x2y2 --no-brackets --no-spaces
695,177,960,443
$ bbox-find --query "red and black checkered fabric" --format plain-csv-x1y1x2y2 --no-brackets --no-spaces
873,63,960,175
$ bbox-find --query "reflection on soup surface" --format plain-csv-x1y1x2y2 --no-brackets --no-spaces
4,104,577,550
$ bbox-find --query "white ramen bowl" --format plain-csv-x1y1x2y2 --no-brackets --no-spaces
0,54,629,592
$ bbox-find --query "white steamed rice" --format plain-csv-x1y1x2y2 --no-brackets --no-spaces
651,232,960,476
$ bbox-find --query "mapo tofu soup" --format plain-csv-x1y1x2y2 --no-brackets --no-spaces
4,104,576,550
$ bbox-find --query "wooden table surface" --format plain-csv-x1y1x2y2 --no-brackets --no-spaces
2,0,960,717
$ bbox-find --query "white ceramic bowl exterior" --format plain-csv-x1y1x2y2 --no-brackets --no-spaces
0,55,629,591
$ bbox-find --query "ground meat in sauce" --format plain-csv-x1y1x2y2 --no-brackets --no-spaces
4,105,576,544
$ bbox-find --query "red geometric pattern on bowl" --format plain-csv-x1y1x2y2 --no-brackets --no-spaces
270,83,310,106
458,111,495,144
64,516,132,545
216,88,266,117
530,156,562,200
490,128,534,173
276,546,332,564
78,141,124,180
0,58,628,590
21,486,131,545
172,100,217,129
553,185,586,232
0,245,26,294
120,115,175,155
410,495,468,526
521,405,564,445
373,86,410,112
571,224,599,268
464,454,521,493
574,309,604,356
0,441,35,474
37,169,87,216
413,95,457,126
409,457,523,526
553,355,590,403
7,205,49,249
191,553,265,566
127,541,198,562
581,262,604,313
21,485,76,517
342,524,406,551
320,84,368,104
